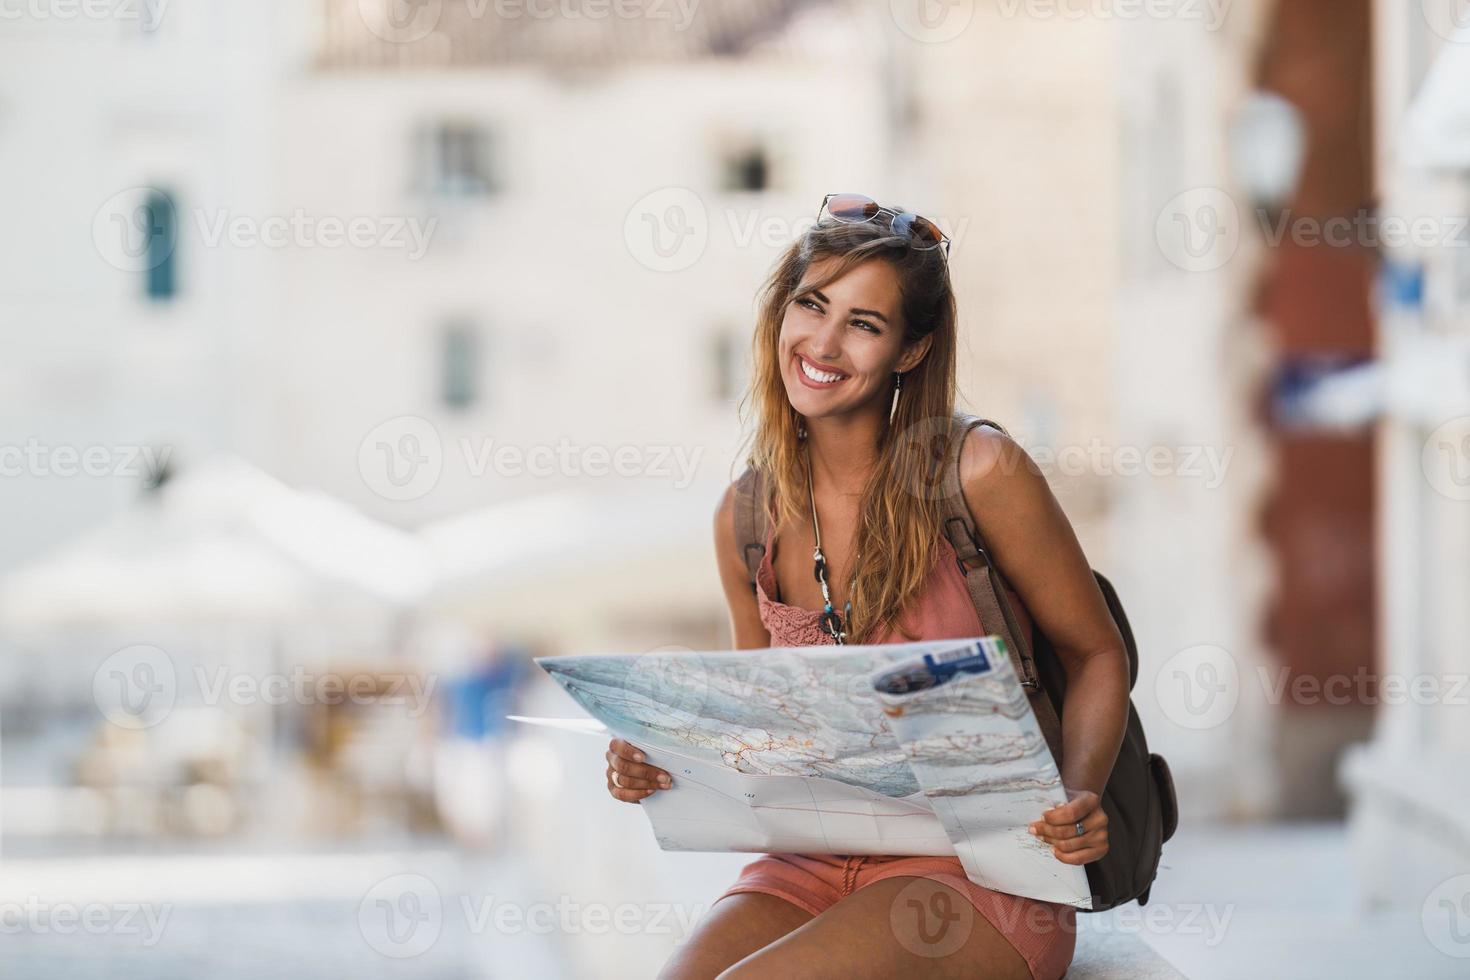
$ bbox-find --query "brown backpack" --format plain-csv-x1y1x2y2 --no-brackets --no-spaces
733,411,1178,911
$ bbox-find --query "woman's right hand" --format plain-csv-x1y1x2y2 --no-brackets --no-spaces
605,737,673,803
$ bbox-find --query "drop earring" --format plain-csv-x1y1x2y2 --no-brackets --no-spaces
796,419,808,441
889,371,904,424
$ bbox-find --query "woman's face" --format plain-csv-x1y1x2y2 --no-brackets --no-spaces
778,256,930,423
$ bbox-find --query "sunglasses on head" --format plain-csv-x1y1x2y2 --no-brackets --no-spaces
818,192,951,258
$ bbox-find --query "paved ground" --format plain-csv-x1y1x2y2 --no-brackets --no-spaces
0,822,1462,978
1128,821,1466,979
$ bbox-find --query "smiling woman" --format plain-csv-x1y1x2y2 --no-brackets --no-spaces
602,196,1133,980
741,204,960,648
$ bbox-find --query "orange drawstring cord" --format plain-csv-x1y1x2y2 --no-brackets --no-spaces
840,856,864,897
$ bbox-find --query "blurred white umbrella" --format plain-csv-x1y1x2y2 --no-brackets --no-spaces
417,476,730,649
420,476,727,598
0,531,311,628
0,455,435,630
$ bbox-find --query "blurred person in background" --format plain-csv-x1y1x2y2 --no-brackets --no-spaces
434,642,527,850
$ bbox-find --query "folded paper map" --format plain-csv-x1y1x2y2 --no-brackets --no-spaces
521,635,1092,908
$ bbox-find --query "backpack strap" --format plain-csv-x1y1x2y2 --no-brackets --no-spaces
732,466,769,594
940,413,1067,767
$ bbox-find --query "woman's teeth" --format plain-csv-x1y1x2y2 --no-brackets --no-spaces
800,359,846,384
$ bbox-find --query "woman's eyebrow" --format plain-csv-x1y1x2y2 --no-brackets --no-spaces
803,288,891,324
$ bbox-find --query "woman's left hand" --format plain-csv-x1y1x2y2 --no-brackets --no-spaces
1029,788,1109,865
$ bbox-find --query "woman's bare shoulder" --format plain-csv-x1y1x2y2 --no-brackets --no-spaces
956,422,1043,501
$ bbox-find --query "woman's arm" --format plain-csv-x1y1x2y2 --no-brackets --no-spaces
714,483,773,650
957,426,1130,802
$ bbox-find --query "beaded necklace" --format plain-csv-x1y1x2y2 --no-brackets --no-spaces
804,441,859,644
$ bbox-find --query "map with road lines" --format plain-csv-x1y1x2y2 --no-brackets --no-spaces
530,635,1093,908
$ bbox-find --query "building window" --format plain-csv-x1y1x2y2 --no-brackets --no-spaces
710,330,743,402
415,121,497,198
144,189,178,302
441,320,481,410
719,144,770,193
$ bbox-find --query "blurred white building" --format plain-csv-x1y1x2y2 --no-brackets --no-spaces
0,4,328,572
901,1,1278,824
0,0,1294,819
1339,2,1470,908
281,0,902,650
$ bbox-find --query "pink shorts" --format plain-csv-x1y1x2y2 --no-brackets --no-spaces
714,853,1077,980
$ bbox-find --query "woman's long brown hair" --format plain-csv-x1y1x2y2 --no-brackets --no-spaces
734,214,960,643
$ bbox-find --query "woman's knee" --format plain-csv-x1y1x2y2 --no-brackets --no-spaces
656,892,812,980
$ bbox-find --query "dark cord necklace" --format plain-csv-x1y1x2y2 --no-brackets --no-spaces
804,441,857,644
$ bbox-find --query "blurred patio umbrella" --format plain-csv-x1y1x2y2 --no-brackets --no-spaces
420,477,726,596
418,476,730,645
0,455,435,630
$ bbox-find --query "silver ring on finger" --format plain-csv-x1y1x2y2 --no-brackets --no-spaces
1074,820,1086,838
611,770,622,788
